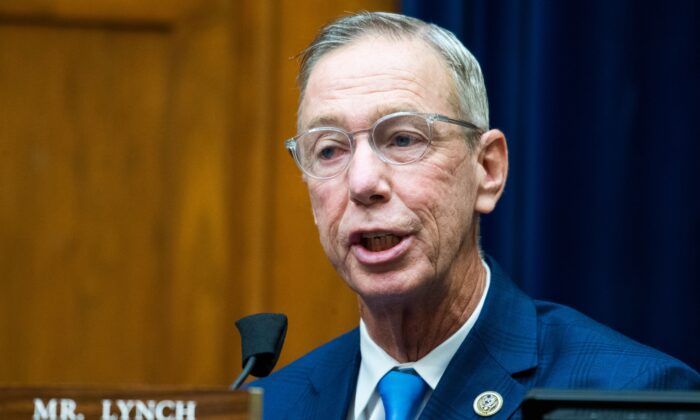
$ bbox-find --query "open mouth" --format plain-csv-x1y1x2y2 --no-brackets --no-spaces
361,233,402,252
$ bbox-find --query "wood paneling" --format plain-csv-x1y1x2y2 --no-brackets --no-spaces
0,21,173,384
0,0,198,24
0,0,397,387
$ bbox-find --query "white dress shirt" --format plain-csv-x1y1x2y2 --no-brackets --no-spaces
348,261,492,420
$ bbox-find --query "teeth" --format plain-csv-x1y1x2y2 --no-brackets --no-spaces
362,232,391,239
361,233,401,252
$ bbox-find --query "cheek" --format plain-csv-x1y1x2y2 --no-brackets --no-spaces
440,162,478,226
418,154,474,199
407,158,477,239
308,183,346,245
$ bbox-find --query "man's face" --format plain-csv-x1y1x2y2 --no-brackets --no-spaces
300,36,485,304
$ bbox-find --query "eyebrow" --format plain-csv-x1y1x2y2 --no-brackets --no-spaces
303,104,422,131
305,115,346,130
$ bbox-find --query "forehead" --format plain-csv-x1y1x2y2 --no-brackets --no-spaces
299,35,456,129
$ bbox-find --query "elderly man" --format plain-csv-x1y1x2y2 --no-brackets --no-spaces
252,11,700,419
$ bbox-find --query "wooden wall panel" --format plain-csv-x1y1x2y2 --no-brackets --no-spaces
0,23,172,383
0,0,398,387
0,0,197,23
160,1,241,385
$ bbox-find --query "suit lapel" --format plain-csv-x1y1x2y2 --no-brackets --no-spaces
305,329,361,419
421,258,538,419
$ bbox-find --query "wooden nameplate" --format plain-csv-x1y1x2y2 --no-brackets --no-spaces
0,386,261,420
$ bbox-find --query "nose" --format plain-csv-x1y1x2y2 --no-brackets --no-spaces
346,136,391,206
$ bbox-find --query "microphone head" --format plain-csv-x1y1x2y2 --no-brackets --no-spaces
235,313,288,378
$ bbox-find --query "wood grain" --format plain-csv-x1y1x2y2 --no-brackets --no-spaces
0,0,398,387
0,21,171,384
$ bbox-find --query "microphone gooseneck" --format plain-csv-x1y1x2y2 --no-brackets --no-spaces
230,313,288,390
230,356,257,390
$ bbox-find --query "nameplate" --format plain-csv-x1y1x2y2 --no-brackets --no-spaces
0,386,261,420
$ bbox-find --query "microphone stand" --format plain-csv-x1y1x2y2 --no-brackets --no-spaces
230,356,256,390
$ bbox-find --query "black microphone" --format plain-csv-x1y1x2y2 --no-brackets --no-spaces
230,313,288,390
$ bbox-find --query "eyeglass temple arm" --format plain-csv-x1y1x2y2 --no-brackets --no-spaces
432,115,484,133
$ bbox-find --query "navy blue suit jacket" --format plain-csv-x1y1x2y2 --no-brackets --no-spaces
251,259,700,419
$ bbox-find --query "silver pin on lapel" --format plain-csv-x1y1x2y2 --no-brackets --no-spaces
473,391,503,417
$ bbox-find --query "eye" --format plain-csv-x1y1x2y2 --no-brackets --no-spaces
318,144,340,160
385,131,428,149
313,136,350,162
392,133,419,147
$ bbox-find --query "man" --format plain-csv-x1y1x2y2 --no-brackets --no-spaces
252,12,700,419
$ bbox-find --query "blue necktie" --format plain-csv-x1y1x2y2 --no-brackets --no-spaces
377,369,429,420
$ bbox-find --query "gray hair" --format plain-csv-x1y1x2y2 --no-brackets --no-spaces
297,12,490,134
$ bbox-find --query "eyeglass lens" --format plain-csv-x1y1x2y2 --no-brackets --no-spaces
296,114,432,178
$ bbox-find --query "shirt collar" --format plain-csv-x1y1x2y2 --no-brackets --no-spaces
353,260,492,419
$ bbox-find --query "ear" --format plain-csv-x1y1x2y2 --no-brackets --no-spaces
474,129,508,214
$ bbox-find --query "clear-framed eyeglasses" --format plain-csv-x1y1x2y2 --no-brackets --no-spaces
284,111,484,180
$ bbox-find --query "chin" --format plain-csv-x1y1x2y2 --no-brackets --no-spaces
348,270,427,305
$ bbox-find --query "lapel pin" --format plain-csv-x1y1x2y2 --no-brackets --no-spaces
473,391,503,417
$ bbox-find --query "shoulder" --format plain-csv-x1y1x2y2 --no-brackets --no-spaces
246,328,360,414
532,300,700,389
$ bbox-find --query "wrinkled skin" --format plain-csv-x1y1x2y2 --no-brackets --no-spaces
300,35,508,361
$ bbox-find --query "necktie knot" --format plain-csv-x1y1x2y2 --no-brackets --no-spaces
377,369,429,420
